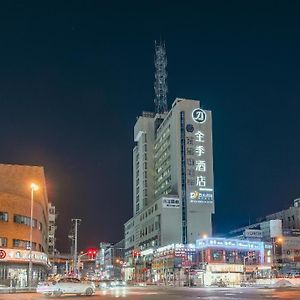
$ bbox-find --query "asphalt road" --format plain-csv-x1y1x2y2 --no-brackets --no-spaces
1,286,300,300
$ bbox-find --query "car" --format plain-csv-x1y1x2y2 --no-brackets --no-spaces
98,280,126,289
36,277,96,296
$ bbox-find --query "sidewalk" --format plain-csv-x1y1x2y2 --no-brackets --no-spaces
0,287,36,294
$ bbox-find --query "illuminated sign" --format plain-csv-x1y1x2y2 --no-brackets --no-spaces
207,264,244,273
190,191,213,203
192,108,206,124
196,237,264,251
0,250,6,259
0,248,48,265
185,107,214,205
244,229,263,239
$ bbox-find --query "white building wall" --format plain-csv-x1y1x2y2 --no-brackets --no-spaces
133,114,155,215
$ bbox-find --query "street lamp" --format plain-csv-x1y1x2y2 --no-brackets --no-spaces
243,255,249,282
273,237,284,273
201,234,208,266
28,183,38,288
201,234,208,287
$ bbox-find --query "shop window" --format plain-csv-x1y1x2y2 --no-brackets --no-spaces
211,250,223,262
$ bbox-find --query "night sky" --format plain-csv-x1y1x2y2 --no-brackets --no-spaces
0,2,300,252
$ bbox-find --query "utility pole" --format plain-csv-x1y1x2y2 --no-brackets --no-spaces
71,218,81,276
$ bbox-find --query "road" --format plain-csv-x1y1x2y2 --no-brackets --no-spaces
1,286,300,299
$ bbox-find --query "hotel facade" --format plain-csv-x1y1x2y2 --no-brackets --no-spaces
124,98,215,262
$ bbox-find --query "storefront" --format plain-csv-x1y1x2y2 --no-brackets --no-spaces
203,264,243,286
0,248,50,287
151,244,196,286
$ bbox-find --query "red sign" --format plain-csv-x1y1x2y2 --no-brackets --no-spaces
0,250,6,259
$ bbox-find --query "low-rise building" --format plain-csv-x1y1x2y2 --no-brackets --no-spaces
135,238,273,286
266,199,300,231
0,164,50,287
196,237,272,286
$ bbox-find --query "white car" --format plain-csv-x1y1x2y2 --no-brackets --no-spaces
37,277,95,296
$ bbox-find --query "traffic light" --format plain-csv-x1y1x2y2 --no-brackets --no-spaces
87,248,97,259
132,250,141,258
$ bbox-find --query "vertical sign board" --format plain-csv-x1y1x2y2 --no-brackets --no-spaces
270,219,283,238
185,107,214,205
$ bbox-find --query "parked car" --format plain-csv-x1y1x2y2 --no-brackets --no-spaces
36,277,96,296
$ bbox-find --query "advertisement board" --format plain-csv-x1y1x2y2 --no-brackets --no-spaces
244,229,263,239
270,220,283,238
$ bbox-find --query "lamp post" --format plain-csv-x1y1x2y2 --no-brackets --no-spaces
243,255,249,282
28,183,38,288
201,234,207,287
273,237,283,276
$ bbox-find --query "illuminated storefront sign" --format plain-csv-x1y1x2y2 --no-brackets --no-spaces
196,238,264,251
0,248,48,265
207,264,244,273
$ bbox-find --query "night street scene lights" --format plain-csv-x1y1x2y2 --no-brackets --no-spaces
28,183,39,288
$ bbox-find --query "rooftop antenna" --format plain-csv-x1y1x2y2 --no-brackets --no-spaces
154,40,168,114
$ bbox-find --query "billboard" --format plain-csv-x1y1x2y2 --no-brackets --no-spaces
270,219,283,238
244,229,263,239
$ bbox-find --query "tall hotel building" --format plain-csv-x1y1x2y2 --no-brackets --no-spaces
125,98,215,254
124,43,215,256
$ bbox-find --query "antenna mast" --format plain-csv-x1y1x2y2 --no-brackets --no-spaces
154,41,168,114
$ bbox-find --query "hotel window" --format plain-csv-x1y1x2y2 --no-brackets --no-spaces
187,159,195,166
0,237,7,247
187,148,194,155
186,137,194,145
187,169,195,176
0,212,8,222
